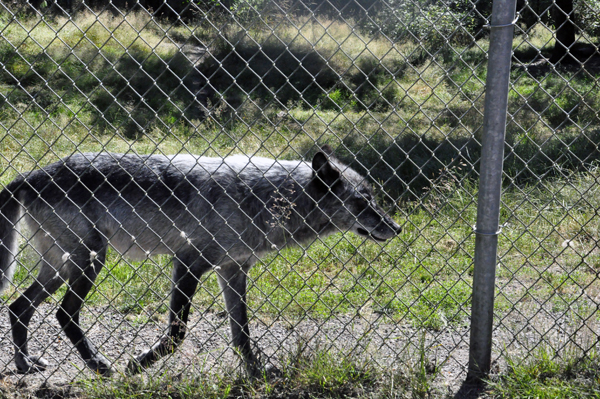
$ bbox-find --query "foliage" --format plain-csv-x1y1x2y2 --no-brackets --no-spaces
490,346,600,399
225,0,274,22
575,0,600,37
359,0,478,48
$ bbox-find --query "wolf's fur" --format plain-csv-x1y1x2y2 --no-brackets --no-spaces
0,148,401,376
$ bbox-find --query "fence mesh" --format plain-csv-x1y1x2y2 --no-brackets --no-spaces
0,0,599,395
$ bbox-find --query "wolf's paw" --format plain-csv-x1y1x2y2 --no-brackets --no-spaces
264,363,282,379
246,362,281,380
16,355,49,374
126,357,143,375
86,355,113,376
126,349,153,375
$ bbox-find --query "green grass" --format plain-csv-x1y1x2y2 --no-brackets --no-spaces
6,161,600,335
70,333,442,399
2,11,600,196
2,8,600,398
489,346,600,399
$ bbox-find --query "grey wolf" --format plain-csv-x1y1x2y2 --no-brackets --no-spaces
0,146,401,376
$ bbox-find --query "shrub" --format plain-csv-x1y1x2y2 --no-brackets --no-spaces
359,0,478,48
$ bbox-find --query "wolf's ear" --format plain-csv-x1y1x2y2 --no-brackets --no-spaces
320,144,334,155
312,150,340,186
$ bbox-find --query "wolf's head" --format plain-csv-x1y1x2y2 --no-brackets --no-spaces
310,146,401,242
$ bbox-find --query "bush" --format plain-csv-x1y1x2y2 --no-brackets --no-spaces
359,0,478,48
575,0,600,37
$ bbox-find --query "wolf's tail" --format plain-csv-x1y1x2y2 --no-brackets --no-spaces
0,184,22,294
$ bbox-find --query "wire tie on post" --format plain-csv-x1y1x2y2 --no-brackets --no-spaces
484,17,519,30
473,225,503,236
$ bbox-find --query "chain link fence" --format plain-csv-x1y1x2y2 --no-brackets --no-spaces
0,0,599,395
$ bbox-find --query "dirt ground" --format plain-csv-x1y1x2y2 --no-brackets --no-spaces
0,298,594,398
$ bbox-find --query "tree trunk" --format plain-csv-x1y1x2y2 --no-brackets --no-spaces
550,0,577,64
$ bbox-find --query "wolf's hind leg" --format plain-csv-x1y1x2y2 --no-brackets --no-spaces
9,251,67,373
56,244,111,376
127,253,208,374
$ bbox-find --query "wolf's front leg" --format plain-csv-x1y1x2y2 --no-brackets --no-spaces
216,263,267,378
127,254,206,374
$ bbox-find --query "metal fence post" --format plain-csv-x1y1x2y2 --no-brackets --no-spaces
467,0,518,381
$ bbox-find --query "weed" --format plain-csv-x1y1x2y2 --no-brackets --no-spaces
490,345,600,399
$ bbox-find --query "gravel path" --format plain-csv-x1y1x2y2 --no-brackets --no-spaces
0,300,596,398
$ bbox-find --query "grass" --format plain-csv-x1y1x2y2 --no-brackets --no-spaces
2,6,600,398
489,345,600,398
64,333,443,399
6,159,600,333
3,10,600,197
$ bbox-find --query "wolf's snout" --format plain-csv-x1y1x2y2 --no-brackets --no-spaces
382,218,402,235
